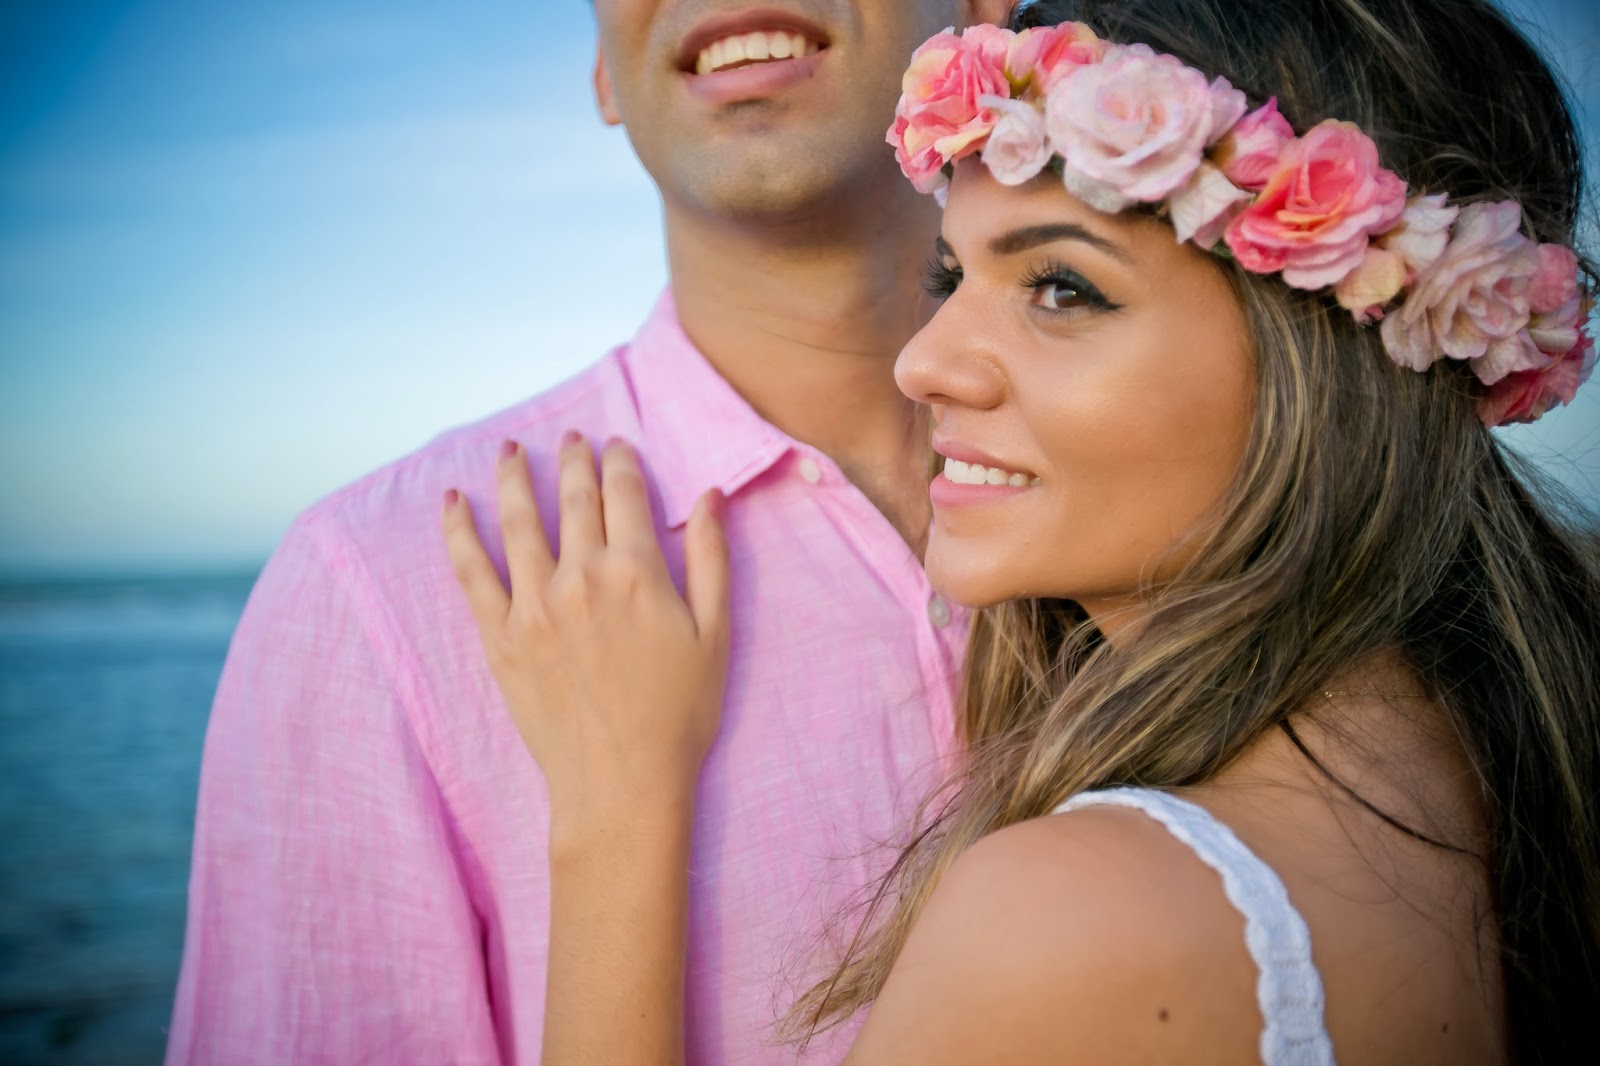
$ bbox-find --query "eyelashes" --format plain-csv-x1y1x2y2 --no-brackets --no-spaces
921,253,1122,315
1018,261,1121,313
923,255,962,298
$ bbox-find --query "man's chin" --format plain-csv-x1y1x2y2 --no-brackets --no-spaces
666,147,893,224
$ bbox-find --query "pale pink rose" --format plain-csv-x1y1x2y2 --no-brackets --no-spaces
1222,120,1408,289
1168,162,1253,247
1211,98,1294,190
1478,327,1595,426
1005,22,1104,92
887,29,1011,193
1378,201,1541,379
1204,76,1249,146
962,23,1015,69
1045,43,1230,213
978,95,1052,185
1378,194,1458,274
1334,246,1406,322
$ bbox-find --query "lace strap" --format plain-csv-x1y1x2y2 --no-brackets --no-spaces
1054,787,1335,1065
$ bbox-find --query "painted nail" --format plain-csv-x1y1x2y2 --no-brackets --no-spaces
499,439,518,459
705,488,726,521
560,429,583,448
443,488,460,509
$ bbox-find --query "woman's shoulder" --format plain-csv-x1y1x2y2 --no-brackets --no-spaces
844,798,1266,1064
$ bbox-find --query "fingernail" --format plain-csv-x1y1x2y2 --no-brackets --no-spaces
705,488,725,521
499,439,518,459
560,429,582,448
604,435,627,452
443,488,460,509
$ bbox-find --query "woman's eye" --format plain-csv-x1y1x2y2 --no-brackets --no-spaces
1021,265,1118,315
1032,279,1092,311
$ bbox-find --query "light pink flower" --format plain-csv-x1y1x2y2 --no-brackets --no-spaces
1045,43,1240,213
1335,246,1406,322
1005,22,1104,92
1379,193,1458,274
1478,327,1595,426
1223,120,1408,289
1335,194,1458,322
887,28,1011,193
1168,162,1253,248
978,95,1052,185
1212,99,1294,191
1378,201,1541,380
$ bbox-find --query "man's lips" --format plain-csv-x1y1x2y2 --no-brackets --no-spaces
676,7,831,72
682,48,827,104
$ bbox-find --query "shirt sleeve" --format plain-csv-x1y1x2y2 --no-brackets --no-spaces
165,513,501,1065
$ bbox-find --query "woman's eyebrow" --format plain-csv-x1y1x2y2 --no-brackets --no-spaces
988,223,1132,263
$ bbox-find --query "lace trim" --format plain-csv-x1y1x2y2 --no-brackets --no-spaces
1054,787,1336,1065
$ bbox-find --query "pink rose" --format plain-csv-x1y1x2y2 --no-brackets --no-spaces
1526,249,1583,359
1005,22,1105,92
1223,120,1407,289
888,29,1011,193
978,95,1052,185
1378,201,1542,381
962,23,1014,69
1478,327,1595,427
1046,44,1242,213
1212,98,1294,191
1528,244,1579,315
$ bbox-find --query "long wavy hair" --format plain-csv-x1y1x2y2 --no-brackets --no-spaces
781,1,1600,1062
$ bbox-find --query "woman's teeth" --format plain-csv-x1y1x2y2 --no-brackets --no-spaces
696,31,821,75
942,458,1039,487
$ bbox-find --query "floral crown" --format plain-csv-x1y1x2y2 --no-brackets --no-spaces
887,23,1595,427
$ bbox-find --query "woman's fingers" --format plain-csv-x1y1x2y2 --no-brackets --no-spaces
441,489,511,632
684,489,731,647
599,439,665,566
557,432,605,561
496,441,556,591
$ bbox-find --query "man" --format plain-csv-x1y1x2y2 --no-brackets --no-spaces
166,1,1009,1062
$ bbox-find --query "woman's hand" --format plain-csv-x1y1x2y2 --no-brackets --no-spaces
441,432,730,844
443,432,727,1065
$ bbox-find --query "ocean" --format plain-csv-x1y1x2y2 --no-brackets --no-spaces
0,570,258,1065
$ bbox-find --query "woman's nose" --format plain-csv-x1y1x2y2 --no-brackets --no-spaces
895,295,1006,411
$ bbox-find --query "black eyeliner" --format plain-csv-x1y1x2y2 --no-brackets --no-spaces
1018,258,1121,312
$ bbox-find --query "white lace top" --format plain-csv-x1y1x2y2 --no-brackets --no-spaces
1054,787,1337,1065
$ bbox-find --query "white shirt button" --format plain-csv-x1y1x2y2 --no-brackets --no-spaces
927,595,951,628
797,457,822,484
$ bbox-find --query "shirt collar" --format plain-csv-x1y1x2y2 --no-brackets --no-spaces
623,290,795,528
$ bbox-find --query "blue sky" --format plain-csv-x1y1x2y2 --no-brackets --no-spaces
0,0,1596,572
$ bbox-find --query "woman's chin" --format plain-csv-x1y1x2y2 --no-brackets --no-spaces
925,557,1013,612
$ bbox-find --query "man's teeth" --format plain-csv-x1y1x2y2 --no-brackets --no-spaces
942,459,1040,487
696,31,820,75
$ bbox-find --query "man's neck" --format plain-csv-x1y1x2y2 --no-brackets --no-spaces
664,186,942,551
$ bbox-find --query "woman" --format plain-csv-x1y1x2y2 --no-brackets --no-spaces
441,0,1599,1061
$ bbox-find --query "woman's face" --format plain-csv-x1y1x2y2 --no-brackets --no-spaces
897,159,1256,624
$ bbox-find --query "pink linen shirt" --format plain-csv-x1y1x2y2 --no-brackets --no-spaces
166,291,969,1064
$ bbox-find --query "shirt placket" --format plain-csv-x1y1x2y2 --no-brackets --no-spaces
781,446,966,762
